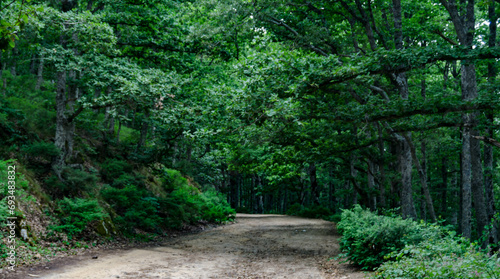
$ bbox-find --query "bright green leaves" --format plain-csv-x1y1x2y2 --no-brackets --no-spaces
0,1,37,51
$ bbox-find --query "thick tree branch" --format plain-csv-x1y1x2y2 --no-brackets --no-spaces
265,17,328,56
431,30,459,45
472,136,500,149
318,46,500,86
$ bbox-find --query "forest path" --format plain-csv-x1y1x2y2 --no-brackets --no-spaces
22,214,367,279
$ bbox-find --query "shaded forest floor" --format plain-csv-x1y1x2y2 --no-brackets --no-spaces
5,214,368,279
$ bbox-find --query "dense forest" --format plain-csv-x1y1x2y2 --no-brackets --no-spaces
2,0,500,277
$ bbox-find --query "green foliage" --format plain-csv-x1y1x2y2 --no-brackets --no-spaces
286,203,303,216
374,236,500,279
102,168,235,234
286,203,332,219
45,168,98,197
111,173,145,189
101,184,161,232
235,206,252,213
7,95,56,138
0,195,10,257
337,205,443,270
199,189,236,223
299,205,332,219
100,159,133,182
22,141,60,161
159,177,235,227
162,168,189,191
51,198,108,239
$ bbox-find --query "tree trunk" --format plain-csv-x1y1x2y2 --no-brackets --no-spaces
329,167,336,210
30,53,36,74
367,159,376,211
393,0,416,219
257,176,264,213
451,171,459,226
186,145,192,163
440,0,479,241
309,162,320,205
421,140,428,220
402,134,437,222
35,52,44,91
461,118,473,238
137,111,150,150
93,88,101,113
108,113,115,135
485,1,498,244
376,123,387,208
10,46,16,77
0,53,4,97
471,128,488,246
65,69,78,162
116,120,122,143
172,141,178,166
53,70,68,179
440,157,448,214
251,175,256,213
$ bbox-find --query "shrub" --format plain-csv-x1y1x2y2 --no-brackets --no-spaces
52,198,108,239
111,173,144,189
100,159,132,182
286,203,332,219
101,168,236,234
101,185,162,232
299,205,332,219
22,141,60,161
337,205,443,269
286,203,303,216
45,168,98,197
374,236,500,279
326,213,342,223
199,189,236,223
0,196,10,256
162,168,189,192
7,96,56,137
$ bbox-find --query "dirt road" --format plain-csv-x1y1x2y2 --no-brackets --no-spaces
11,214,367,279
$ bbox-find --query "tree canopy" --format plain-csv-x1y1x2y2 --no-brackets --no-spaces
2,0,500,249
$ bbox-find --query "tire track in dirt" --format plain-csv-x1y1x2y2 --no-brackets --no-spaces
6,214,367,279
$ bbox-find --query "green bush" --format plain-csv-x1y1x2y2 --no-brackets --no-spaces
45,168,98,198
299,205,332,219
101,184,161,232
157,185,235,228
100,159,132,182
52,198,108,239
45,168,98,197
326,213,342,223
374,236,500,279
22,141,60,161
286,203,303,216
0,196,10,256
199,189,236,223
111,173,145,189
102,169,236,234
286,203,332,219
7,96,56,137
337,205,443,270
162,168,189,192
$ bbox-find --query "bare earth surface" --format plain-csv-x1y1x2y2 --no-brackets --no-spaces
6,214,368,279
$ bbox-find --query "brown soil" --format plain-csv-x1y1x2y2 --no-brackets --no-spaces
3,214,368,279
